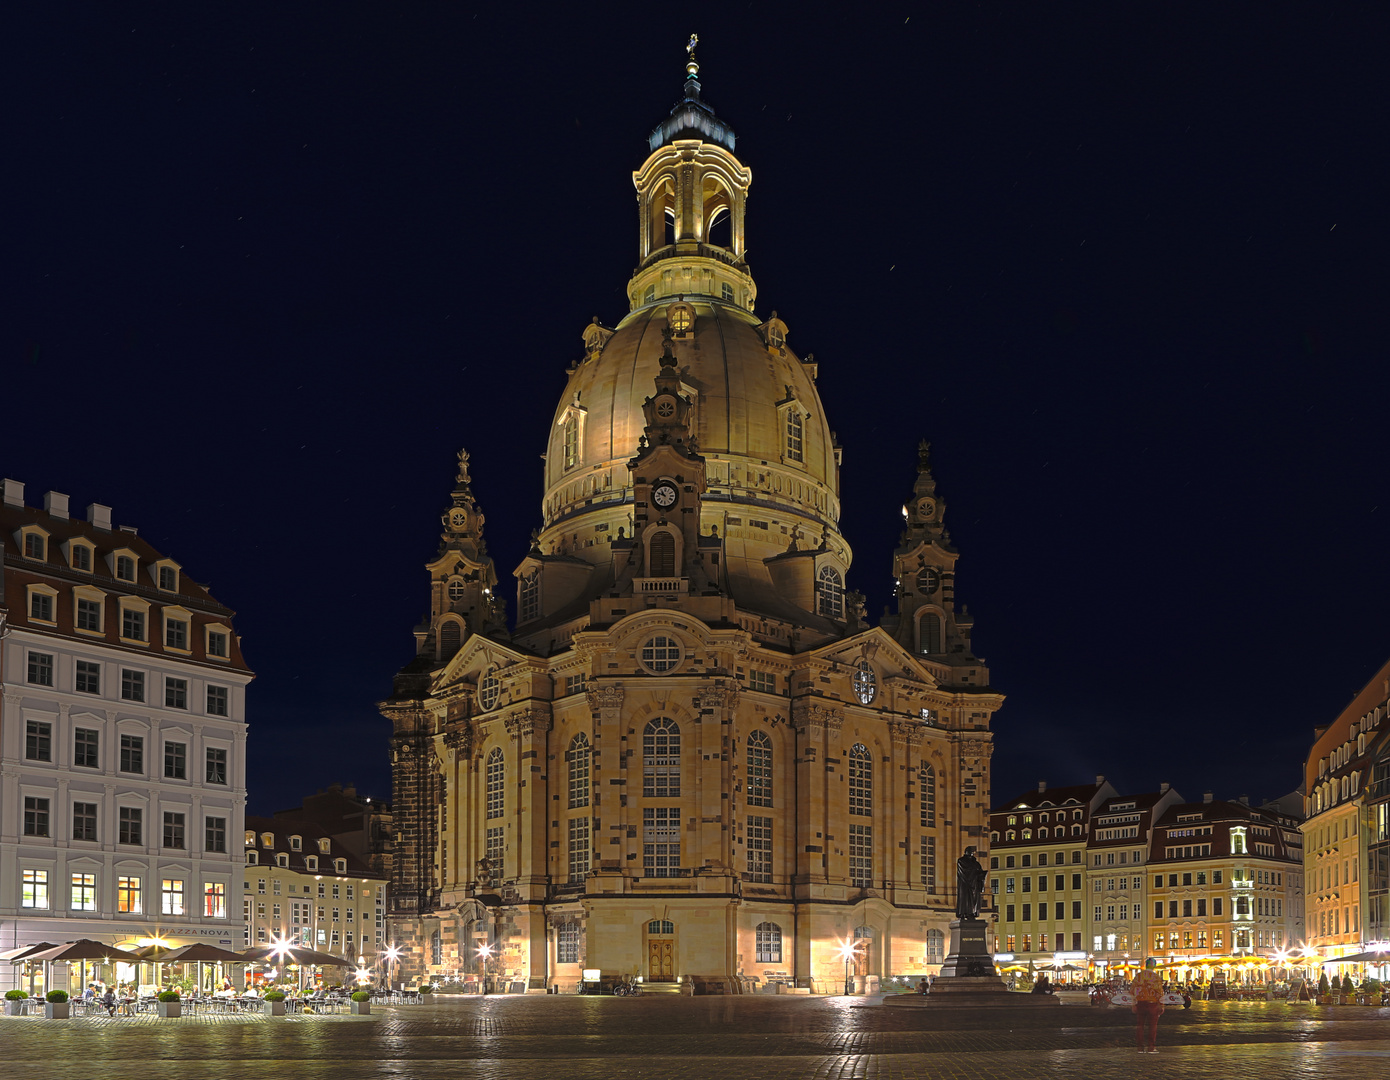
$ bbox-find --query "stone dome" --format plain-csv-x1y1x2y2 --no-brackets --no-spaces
538,297,851,585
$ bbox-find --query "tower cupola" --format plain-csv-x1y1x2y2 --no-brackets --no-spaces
630,35,755,313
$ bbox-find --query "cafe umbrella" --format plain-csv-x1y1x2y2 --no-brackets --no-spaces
0,942,59,998
241,943,350,992
26,940,143,997
161,942,247,994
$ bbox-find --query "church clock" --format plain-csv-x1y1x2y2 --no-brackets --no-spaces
651,480,679,509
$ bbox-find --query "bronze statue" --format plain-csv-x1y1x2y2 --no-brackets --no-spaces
955,845,987,920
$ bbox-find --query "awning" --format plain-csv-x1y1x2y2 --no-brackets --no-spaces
1320,951,1390,964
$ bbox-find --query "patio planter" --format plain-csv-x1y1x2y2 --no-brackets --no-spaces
45,1002,70,1019
262,1000,286,1016
351,1000,371,1015
157,1001,182,1018
4,1001,25,1016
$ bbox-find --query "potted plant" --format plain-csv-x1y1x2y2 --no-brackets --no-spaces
350,990,371,1015
5,989,29,1016
1317,973,1332,1005
44,989,70,1019
262,989,287,1016
156,990,181,1018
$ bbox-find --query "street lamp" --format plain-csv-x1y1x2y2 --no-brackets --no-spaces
383,945,401,992
837,939,860,996
477,943,494,995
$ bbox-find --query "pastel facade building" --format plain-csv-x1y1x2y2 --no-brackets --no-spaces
0,479,251,987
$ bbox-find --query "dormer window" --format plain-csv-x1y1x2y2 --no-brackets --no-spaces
246,850,258,865
206,624,230,660
306,855,318,871
318,838,331,854
816,565,844,619
27,584,58,625
334,858,347,874
666,301,694,335
784,407,804,463
289,836,302,851
275,853,289,868
68,541,94,572
261,832,274,849
116,554,136,581
762,314,786,349
155,562,179,592
21,528,48,560
163,607,192,652
245,830,255,847
562,414,579,470
519,572,540,623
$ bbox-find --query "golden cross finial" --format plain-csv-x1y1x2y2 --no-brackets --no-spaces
685,33,699,80
687,33,698,56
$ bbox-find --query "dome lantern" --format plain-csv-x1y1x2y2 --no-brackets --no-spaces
631,36,754,313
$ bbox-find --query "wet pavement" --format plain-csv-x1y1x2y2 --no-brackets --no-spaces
3,995,1388,1080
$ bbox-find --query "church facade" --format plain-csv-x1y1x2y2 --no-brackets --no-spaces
381,47,1002,993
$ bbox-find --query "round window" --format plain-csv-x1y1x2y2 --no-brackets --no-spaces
640,635,682,674
478,671,501,711
852,660,877,705
448,580,466,602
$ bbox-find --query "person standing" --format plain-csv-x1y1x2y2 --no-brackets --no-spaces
1132,964,1166,1053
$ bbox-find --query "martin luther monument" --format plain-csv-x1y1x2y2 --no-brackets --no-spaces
889,847,1058,1007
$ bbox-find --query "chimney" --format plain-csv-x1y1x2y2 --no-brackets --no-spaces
1095,774,1105,786
44,491,70,519
1238,794,1249,806
1160,782,1170,794
1203,792,1213,804
87,503,112,531
2,479,24,507
1038,780,1047,793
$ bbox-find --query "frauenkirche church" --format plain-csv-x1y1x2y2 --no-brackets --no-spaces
382,41,1002,993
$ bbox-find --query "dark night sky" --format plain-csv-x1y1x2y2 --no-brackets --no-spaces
5,4,1387,815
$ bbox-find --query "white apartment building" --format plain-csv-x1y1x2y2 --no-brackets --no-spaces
0,479,252,989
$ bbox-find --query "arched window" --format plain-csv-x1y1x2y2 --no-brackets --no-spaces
746,730,773,807
563,414,579,470
919,763,935,828
926,928,944,963
478,670,501,711
643,718,681,798
849,743,871,816
755,922,782,964
448,579,466,602
519,572,540,623
852,660,877,705
567,733,591,809
649,531,675,577
817,566,844,619
486,748,505,818
439,620,461,660
785,409,803,463
919,613,943,654
647,919,674,935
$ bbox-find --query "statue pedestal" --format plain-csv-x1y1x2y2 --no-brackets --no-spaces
939,918,999,980
884,919,1059,1009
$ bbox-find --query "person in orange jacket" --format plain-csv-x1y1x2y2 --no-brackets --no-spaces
1132,963,1166,1053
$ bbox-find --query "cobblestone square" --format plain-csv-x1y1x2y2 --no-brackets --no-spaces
4,996,1390,1080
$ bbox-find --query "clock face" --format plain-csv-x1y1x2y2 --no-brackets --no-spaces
655,397,676,419
652,481,678,509
449,509,468,530
916,498,934,519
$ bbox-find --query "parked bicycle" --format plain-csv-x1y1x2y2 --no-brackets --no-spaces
612,978,642,996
